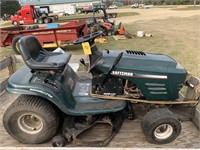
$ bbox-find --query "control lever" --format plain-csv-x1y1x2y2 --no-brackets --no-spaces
80,58,87,66
100,52,123,87
44,70,55,83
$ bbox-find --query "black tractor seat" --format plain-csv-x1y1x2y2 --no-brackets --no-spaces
18,35,71,72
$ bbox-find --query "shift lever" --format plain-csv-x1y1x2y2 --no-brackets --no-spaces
80,58,86,66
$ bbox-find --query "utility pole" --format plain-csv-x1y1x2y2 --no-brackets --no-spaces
194,0,196,6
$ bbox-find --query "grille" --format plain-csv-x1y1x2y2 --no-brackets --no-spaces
126,50,146,56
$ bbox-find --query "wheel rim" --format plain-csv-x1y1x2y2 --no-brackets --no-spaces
13,21,18,25
18,113,43,134
15,41,20,53
154,124,173,140
107,32,112,36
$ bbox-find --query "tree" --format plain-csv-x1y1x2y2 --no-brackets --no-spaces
0,0,21,17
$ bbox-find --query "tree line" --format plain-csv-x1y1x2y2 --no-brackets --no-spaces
0,0,20,17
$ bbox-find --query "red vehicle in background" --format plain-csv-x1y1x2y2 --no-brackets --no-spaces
0,20,87,54
10,5,58,26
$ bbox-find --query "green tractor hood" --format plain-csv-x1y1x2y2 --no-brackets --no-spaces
95,50,187,101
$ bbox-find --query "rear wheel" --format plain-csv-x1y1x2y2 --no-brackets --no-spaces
107,31,112,36
112,14,117,18
44,18,52,24
12,35,23,55
50,17,55,22
38,18,44,24
3,95,60,144
141,108,181,144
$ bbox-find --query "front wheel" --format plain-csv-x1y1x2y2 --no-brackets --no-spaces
3,95,60,144
13,21,19,26
38,18,44,24
107,31,112,36
141,108,181,144
44,18,52,24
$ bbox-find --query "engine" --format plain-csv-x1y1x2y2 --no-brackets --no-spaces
92,75,144,99
93,50,187,101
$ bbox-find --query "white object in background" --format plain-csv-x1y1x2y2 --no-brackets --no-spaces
53,47,65,53
137,31,144,37
53,48,79,72
69,63,79,72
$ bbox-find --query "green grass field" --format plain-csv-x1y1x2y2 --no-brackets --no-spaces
61,15,200,78
0,12,139,27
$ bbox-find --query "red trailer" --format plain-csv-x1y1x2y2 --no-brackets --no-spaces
0,20,87,54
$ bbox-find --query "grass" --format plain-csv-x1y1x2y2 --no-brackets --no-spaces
0,21,12,27
0,46,14,59
1,15,199,77
59,12,139,21
172,6,200,11
50,15,200,78
154,5,177,8
117,12,139,17
116,16,200,78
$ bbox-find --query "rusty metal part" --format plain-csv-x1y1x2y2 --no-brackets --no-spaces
61,112,124,146
91,94,198,105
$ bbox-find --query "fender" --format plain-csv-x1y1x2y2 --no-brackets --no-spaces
6,65,75,115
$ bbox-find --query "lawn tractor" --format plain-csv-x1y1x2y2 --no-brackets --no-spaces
87,8,115,36
3,31,200,147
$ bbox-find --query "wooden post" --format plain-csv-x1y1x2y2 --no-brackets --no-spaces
8,56,17,75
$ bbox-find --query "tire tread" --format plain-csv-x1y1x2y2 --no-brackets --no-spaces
3,95,60,144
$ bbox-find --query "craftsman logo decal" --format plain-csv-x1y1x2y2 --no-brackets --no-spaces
111,71,167,79
30,89,53,98
111,71,133,77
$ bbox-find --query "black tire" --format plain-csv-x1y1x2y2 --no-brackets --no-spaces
107,31,112,36
99,27,107,36
38,18,44,24
3,95,60,144
112,14,117,18
51,17,55,22
44,18,52,24
12,36,22,55
51,135,67,147
141,108,181,144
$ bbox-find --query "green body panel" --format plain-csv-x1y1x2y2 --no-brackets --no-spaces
94,50,187,100
7,65,126,115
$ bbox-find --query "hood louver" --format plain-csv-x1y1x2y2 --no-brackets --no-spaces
126,50,146,56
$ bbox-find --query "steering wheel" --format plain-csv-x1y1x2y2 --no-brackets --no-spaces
73,31,102,44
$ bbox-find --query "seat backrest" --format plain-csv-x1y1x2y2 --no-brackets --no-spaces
19,36,43,61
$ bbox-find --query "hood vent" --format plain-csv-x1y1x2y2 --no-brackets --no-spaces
126,50,146,56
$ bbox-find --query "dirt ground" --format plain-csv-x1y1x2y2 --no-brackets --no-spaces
106,7,200,24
